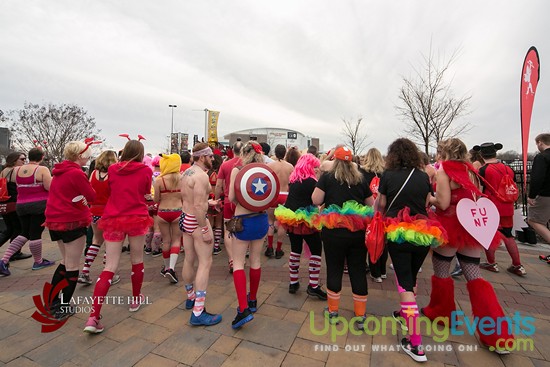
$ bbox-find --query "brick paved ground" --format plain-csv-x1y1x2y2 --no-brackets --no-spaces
1,235,549,366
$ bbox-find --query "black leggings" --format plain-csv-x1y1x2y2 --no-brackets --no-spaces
387,241,430,292
19,213,46,240
322,230,367,295
369,246,388,278
288,232,322,256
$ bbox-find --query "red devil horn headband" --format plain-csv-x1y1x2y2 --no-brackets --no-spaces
79,137,102,154
119,134,146,141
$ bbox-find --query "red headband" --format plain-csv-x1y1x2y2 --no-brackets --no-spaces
79,137,101,154
252,143,262,154
119,133,146,141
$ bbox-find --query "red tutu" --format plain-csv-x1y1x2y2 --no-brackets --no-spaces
98,215,153,234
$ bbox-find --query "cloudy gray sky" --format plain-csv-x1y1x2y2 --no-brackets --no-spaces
1,0,548,155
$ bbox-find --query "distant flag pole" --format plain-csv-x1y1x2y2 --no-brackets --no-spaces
520,46,540,190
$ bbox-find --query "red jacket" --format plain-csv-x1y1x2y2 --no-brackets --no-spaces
102,161,152,219
45,160,96,223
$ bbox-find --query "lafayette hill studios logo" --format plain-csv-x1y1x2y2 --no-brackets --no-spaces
31,280,69,333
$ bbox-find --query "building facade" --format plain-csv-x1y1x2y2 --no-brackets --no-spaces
223,127,319,154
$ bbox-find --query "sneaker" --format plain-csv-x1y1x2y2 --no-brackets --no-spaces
392,310,408,331
289,282,300,294
389,263,394,270
401,337,427,363
55,305,75,320
539,254,550,262
354,315,367,331
151,249,162,257
165,268,178,283
111,274,121,285
78,273,93,285
121,245,129,252
480,262,499,273
185,298,195,310
343,265,348,274
0,261,11,276
450,264,463,277
144,247,152,255
507,265,526,276
83,316,104,334
370,275,382,283
323,308,340,325
10,251,32,261
381,274,387,279
190,309,222,326
213,246,222,255
232,308,254,329
275,249,284,259
264,247,274,258
247,294,258,313
418,267,422,273
160,265,167,277
32,259,55,271
307,285,327,300
129,294,145,312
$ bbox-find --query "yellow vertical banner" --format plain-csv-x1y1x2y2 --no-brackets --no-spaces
207,110,220,147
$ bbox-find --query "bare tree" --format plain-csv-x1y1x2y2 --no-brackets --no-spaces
341,117,369,156
7,102,102,166
397,47,471,154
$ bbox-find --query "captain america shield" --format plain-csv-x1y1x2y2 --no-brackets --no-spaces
234,163,280,211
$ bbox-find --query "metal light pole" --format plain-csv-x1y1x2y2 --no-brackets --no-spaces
203,108,209,143
168,104,177,136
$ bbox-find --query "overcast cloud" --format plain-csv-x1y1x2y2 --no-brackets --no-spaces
0,0,548,155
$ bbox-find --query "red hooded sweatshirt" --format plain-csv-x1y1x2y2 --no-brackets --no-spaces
102,161,152,219
46,160,96,223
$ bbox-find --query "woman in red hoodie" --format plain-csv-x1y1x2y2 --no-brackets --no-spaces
84,139,153,334
44,141,96,320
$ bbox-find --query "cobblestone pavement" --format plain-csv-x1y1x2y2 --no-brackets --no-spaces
1,236,549,367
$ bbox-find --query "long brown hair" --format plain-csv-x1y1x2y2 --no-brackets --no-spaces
120,140,144,163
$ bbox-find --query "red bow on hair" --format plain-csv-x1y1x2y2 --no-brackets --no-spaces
119,134,146,141
252,143,263,154
79,137,101,154
32,139,45,150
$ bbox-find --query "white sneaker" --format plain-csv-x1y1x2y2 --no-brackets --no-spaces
111,274,121,285
370,275,382,283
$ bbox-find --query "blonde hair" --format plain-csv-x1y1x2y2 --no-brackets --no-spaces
437,138,468,161
330,159,363,186
361,148,385,174
241,141,264,166
64,141,91,162
95,150,117,172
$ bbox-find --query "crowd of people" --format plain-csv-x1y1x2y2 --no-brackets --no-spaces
1,132,549,363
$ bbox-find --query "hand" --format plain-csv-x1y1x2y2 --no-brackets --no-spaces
144,194,153,201
201,226,213,244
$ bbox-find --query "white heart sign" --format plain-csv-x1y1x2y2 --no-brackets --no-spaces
456,197,499,250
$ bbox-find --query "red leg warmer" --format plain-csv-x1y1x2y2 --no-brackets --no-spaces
466,278,514,351
421,276,456,323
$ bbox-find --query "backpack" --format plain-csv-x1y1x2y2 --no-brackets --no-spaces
479,163,519,203
369,174,380,199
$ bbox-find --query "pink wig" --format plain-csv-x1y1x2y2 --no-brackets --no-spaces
289,153,320,183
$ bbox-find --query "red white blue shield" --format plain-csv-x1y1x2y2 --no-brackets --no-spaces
234,163,280,211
